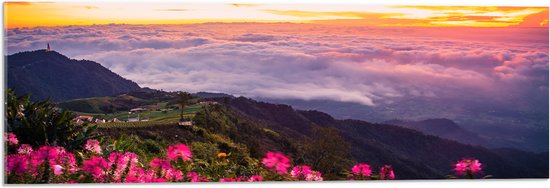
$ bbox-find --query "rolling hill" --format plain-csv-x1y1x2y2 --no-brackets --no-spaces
7,49,141,101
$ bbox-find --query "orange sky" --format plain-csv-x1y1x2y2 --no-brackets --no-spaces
4,2,549,28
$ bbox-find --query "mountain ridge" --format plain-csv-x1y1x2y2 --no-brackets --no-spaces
384,118,487,146
214,96,549,179
7,49,141,101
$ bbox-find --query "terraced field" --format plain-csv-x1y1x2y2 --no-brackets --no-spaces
82,104,207,128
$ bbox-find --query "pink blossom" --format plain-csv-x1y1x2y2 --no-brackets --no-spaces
164,168,184,181
5,132,19,145
220,178,236,182
351,163,372,177
187,171,208,182
82,156,109,182
305,171,323,181
17,144,33,154
153,178,167,182
53,165,64,175
262,152,291,174
55,152,78,175
150,157,171,169
454,158,482,175
30,146,60,169
84,139,102,154
107,152,139,182
125,167,148,183
23,146,62,177
6,154,29,175
379,165,395,180
248,175,264,182
166,144,192,161
291,165,312,179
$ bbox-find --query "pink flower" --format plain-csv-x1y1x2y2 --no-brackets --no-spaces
351,163,372,177
6,154,29,175
65,180,78,184
17,144,33,154
166,144,192,161
153,178,167,182
31,146,60,166
107,152,139,181
150,157,171,169
5,132,19,145
125,167,147,183
379,165,395,180
84,139,102,154
55,152,78,175
164,168,184,181
454,158,482,175
53,165,64,175
248,175,264,182
82,156,109,182
305,171,323,181
219,178,236,182
25,146,64,176
291,165,323,181
186,171,208,182
291,165,312,179
262,152,291,174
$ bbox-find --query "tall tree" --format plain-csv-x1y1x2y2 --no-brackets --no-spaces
176,91,193,121
300,127,353,180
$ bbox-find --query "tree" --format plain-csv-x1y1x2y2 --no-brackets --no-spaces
5,89,97,150
299,127,353,180
176,91,193,121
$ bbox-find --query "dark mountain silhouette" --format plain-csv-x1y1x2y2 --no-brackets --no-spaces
262,98,549,153
384,118,487,146
7,49,140,101
214,97,548,179
195,92,233,99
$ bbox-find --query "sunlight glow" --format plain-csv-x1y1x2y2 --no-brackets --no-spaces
4,2,548,28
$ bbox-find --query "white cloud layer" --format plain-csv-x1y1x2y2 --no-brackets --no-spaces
6,24,549,107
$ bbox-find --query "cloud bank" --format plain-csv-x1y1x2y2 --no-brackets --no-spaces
6,24,548,107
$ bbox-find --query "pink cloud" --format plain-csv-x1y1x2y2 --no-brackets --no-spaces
5,23,548,107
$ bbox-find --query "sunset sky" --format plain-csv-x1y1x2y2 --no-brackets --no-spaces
4,2,549,28
5,1,548,148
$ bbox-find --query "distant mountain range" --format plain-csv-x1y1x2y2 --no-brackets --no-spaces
7,50,141,101
261,98,549,152
384,118,487,146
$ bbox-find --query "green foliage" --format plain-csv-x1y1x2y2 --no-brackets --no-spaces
298,127,353,179
191,142,219,160
5,89,97,150
176,91,193,121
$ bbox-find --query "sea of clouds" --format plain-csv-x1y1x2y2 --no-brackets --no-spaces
6,23,549,108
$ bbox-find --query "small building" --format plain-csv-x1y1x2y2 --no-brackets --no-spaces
75,115,93,122
179,121,193,126
199,101,218,105
130,108,146,113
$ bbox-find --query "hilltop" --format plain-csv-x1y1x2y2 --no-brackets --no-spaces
7,49,141,101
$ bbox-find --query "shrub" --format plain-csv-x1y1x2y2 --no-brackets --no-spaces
5,89,97,150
